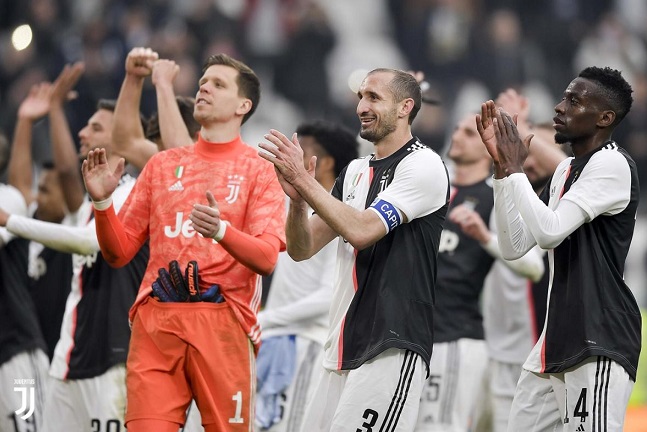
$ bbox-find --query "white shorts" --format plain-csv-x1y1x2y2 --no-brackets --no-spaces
42,363,127,432
415,338,488,432
303,348,426,432
472,359,523,432
264,337,323,432
0,349,49,432
508,356,634,432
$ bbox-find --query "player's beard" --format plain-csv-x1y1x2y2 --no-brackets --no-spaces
360,108,398,143
554,131,570,144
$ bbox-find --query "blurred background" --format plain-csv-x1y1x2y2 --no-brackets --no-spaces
0,0,646,416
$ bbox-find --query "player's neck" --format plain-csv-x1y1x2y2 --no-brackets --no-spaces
200,123,242,143
107,153,125,172
373,129,413,160
452,161,491,186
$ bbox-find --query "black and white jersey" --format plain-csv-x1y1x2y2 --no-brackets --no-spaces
28,243,73,361
50,176,149,380
524,142,641,380
0,184,46,365
323,138,449,371
0,237,47,366
434,179,495,343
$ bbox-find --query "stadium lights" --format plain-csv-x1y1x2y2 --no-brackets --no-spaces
12,24,33,51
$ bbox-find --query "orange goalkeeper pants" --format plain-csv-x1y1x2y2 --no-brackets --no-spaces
125,298,255,430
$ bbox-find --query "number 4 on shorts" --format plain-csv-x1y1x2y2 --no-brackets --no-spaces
574,388,589,422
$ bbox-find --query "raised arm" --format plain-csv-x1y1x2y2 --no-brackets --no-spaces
9,83,52,204
260,130,387,251
151,59,194,148
48,62,86,213
112,47,159,170
1,211,99,255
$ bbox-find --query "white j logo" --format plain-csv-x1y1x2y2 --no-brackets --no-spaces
14,386,35,420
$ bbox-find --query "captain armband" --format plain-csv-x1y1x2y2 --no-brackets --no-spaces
369,198,403,233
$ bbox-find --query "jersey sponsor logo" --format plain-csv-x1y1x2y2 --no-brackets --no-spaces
164,212,218,243
438,230,459,253
370,198,401,232
73,251,99,268
165,212,196,238
225,175,244,204
13,379,35,421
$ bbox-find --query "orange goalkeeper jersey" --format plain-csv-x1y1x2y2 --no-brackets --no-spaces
97,134,286,348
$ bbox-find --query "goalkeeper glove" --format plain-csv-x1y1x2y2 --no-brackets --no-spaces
150,260,225,303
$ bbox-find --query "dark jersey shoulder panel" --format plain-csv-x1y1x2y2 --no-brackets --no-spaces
332,138,450,370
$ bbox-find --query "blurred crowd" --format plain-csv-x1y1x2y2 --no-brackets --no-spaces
0,0,646,305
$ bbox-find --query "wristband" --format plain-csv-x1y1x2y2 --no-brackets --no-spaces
92,196,113,211
213,221,228,242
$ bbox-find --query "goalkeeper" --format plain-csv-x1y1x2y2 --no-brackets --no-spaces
82,54,286,432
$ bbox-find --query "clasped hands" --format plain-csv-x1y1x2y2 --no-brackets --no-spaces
476,100,534,178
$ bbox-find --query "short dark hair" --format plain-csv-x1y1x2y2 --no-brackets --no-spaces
578,66,633,126
296,120,359,177
146,96,201,142
97,99,116,112
368,69,422,125
202,54,260,125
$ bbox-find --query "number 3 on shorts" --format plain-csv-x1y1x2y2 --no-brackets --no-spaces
356,408,379,432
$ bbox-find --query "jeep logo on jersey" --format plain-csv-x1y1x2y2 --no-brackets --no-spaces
225,175,244,204
164,212,196,238
73,251,99,268
438,229,459,253
164,212,220,243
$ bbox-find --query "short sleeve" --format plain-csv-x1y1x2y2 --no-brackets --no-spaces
377,149,448,221
561,150,631,220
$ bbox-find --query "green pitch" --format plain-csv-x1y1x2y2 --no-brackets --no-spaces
628,308,646,406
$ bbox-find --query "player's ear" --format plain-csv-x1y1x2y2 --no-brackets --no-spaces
399,98,415,119
236,99,252,117
597,110,615,128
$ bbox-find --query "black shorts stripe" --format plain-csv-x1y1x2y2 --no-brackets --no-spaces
379,350,416,432
390,354,417,430
593,357,611,432
603,358,611,432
